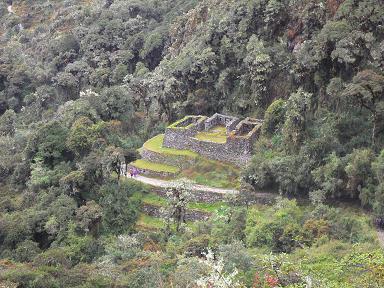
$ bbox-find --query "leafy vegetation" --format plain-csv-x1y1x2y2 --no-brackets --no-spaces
0,0,383,286
181,158,240,188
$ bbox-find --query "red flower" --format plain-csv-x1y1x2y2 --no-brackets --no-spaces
252,273,261,288
265,274,279,287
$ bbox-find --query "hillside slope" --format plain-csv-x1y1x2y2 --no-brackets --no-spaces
0,0,384,287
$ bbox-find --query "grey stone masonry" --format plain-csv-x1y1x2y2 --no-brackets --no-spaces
205,113,240,133
126,164,177,178
142,203,210,221
163,114,263,166
140,148,196,169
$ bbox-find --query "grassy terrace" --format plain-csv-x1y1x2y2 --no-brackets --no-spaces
133,131,240,188
136,213,195,231
182,158,240,188
136,213,165,230
143,134,198,158
194,125,227,143
167,115,206,129
134,191,229,214
131,159,180,174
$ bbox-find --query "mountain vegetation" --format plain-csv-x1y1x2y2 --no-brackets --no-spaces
0,0,383,287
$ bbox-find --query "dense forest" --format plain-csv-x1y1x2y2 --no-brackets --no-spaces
0,0,383,287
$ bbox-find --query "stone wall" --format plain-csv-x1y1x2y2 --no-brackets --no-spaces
152,187,226,203
189,137,252,166
163,129,252,166
205,113,240,133
127,164,176,178
142,203,210,221
163,128,195,150
164,114,263,167
140,148,196,169
163,130,253,166
151,187,277,206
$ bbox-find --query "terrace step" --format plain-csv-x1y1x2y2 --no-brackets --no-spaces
141,203,210,221
128,175,276,204
129,159,180,178
140,134,198,169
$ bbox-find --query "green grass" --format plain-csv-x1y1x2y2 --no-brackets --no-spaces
139,191,230,213
167,115,206,129
143,134,198,158
134,190,229,214
136,132,241,187
131,159,180,174
167,116,193,128
136,192,169,207
194,125,227,143
136,213,196,231
181,158,240,188
136,213,165,230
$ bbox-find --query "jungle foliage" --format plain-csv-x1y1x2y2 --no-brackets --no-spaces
0,0,383,287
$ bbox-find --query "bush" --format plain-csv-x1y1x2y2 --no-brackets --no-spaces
99,181,141,235
262,99,286,135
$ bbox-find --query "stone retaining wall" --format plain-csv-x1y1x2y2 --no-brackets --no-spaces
127,165,176,178
163,129,252,166
205,113,240,133
142,203,210,221
151,187,277,204
189,137,252,165
163,114,263,167
152,187,226,203
163,128,195,150
140,148,196,169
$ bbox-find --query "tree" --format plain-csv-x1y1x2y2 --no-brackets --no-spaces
283,88,313,149
27,121,69,166
262,99,286,135
0,109,16,136
243,36,273,108
60,170,86,197
99,86,134,121
164,179,193,233
99,181,139,235
66,117,98,157
311,152,347,200
101,146,125,181
195,250,243,288
342,70,384,147
54,72,79,100
373,150,384,219
345,149,375,202
75,201,102,236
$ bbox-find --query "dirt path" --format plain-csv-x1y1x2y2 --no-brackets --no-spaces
129,175,239,194
129,175,276,200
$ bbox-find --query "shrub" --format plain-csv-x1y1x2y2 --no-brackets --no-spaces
262,99,286,135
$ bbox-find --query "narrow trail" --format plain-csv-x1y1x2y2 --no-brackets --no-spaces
129,175,239,194
128,175,276,200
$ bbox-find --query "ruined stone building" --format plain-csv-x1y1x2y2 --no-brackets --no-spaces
163,113,263,166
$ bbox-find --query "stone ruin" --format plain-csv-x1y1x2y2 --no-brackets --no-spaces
204,113,240,133
163,113,263,166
